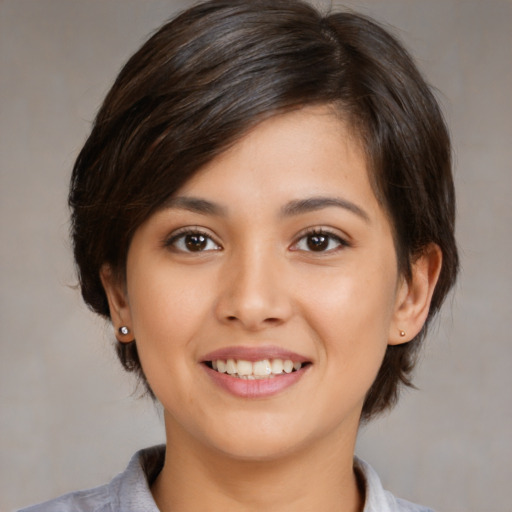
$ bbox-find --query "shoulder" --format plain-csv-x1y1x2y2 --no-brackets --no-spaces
18,445,165,512
18,485,113,512
355,457,436,512
386,494,436,512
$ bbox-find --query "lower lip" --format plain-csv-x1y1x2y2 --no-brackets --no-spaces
203,364,309,398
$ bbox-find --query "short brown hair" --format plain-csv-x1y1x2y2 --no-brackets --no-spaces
69,0,458,421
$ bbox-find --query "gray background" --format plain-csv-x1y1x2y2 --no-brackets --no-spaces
1,0,511,510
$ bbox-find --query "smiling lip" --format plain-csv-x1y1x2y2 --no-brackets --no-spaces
201,345,311,399
201,345,310,363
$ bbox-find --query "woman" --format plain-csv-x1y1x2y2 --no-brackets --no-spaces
21,0,458,510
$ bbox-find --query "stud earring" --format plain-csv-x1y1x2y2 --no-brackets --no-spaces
119,326,130,336
399,330,406,337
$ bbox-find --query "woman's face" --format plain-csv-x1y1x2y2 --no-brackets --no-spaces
108,106,409,460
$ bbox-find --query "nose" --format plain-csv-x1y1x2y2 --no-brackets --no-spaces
215,246,293,331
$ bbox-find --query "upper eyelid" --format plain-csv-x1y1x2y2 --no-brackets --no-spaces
293,226,350,243
164,227,221,248
163,225,349,249
290,228,351,253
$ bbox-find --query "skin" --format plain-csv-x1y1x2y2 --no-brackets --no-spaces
102,106,441,512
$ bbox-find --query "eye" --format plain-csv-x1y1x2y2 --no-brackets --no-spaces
166,229,221,253
292,230,348,253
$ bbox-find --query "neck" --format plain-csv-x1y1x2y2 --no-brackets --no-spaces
152,417,363,512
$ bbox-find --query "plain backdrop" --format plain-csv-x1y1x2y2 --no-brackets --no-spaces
1,1,511,511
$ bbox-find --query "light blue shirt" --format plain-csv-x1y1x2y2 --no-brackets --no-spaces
19,445,434,511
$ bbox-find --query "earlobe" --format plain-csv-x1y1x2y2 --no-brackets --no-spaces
389,243,443,345
99,264,134,343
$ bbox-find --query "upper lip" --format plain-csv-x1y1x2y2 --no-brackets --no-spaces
201,345,311,363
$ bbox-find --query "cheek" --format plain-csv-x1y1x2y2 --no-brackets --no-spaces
125,263,214,398
300,258,397,366
306,265,395,324
128,260,209,338
126,270,205,410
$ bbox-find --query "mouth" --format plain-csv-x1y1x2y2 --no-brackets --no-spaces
204,358,310,379
200,346,312,397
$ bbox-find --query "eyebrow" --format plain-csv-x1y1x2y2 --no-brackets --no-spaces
162,196,227,216
281,196,370,223
162,195,370,222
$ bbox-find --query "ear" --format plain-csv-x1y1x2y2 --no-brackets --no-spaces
100,264,134,343
389,243,443,345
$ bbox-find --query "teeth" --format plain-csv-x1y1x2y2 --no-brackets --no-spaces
271,359,284,374
253,359,272,376
283,360,294,373
226,359,237,375
236,359,253,376
209,358,305,378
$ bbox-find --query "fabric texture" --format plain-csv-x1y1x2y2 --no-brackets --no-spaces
19,445,434,512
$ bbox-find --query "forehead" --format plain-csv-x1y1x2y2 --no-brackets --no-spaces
175,106,376,213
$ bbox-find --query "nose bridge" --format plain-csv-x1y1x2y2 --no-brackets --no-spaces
216,239,291,329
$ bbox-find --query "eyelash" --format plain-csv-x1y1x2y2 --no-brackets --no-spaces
291,228,349,254
164,228,221,253
164,227,349,254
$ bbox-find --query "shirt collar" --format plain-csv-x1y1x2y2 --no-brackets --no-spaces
112,446,397,512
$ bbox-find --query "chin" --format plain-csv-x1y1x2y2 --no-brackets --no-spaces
199,415,325,463
213,434,303,462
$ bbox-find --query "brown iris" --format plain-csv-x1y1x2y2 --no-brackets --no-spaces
185,234,208,251
307,234,329,251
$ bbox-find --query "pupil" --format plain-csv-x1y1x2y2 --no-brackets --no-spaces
307,234,328,251
185,234,207,251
